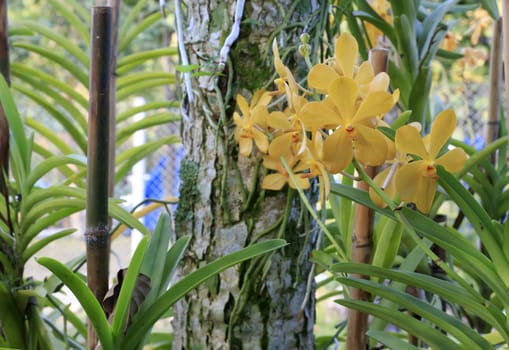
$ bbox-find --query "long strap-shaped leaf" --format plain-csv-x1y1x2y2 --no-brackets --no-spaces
337,299,462,350
333,263,509,343
438,167,509,285
37,257,114,350
122,239,287,349
337,276,493,349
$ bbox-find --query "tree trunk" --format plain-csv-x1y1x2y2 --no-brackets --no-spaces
173,1,318,349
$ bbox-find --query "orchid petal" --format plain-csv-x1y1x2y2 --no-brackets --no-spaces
251,105,269,127
328,77,358,123
429,109,456,158
396,161,437,213
308,64,339,93
252,128,269,153
269,133,295,158
300,101,342,130
369,166,397,208
236,94,250,117
238,137,253,157
262,173,287,190
435,148,467,173
356,61,375,84
323,129,353,173
354,91,395,123
267,111,291,129
253,90,272,107
272,40,286,78
335,32,358,79
395,124,428,159
233,112,244,127
367,72,390,92
354,125,388,166
288,175,311,190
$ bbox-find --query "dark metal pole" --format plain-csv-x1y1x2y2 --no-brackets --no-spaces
86,6,113,349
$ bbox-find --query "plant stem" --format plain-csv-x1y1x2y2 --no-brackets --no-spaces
86,6,113,350
502,1,509,169
487,18,503,163
347,48,389,350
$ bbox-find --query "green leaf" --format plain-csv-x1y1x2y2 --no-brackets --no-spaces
12,42,89,86
12,76,87,132
21,198,85,234
117,79,175,101
123,239,287,349
175,64,200,73
0,285,26,349
16,21,89,67
12,83,87,153
118,12,162,53
438,167,509,284
117,72,175,90
332,263,508,340
109,202,151,236
338,298,463,350
372,216,402,269
30,144,85,188
418,0,456,55
352,9,397,46
53,0,89,22
407,66,431,125
37,257,114,350
391,110,412,129
330,183,395,220
367,330,420,350
23,208,81,248
338,277,493,349
118,0,151,48
47,0,89,44
11,63,88,108
23,228,77,262
139,214,172,294
116,112,179,145
436,48,463,60
117,101,178,123
116,48,178,73
112,237,149,339
0,76,29,177
115,136,180,183
158,235,192,295
394,14,419,78
26,118,77,155
25,155,86,192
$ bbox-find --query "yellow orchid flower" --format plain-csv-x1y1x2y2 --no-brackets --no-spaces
233,91,272,157
300,76,397,173
365,0,393,47
308,32,375,93
272,39,303,113
261,154,310,191
369,122,421,208
395,109,467,213
299,131,331,199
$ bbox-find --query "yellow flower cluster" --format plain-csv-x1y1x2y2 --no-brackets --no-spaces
233,32,467,213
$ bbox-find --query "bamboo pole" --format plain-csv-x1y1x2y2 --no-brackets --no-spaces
487,18,503,163
346,48,389,350
502,3,509,169
108,0,119,200
86,6,113,350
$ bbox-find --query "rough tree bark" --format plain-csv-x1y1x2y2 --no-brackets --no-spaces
173,1,319,349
